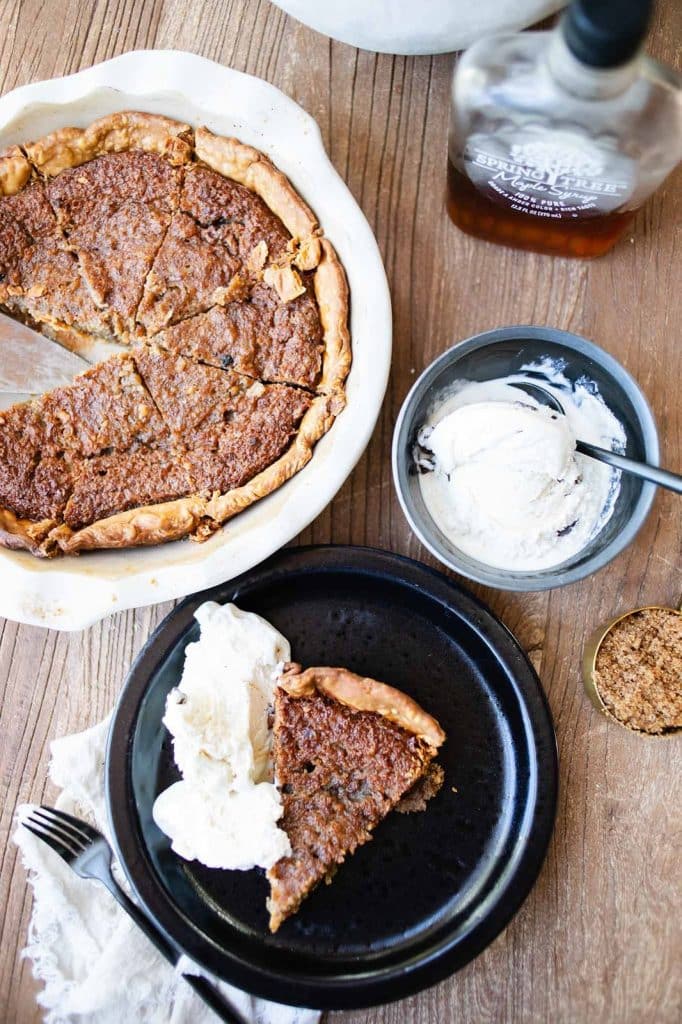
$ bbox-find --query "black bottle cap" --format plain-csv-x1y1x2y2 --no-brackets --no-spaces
562,0,653,68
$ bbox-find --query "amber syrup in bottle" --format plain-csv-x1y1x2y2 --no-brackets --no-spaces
446,159,636,258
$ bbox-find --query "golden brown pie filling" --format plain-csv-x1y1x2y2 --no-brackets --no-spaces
267,664,445,932
0,112,350,556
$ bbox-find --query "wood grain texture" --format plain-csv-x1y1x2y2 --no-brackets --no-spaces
0,2,680,1022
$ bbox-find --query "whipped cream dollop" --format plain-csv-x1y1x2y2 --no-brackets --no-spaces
417,363,625,571
152,601,292,871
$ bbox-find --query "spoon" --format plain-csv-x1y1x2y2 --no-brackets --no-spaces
509,381,682,495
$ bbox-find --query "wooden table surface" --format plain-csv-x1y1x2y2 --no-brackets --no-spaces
0,2,680,1022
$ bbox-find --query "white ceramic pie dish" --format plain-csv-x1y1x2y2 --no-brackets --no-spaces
0,50,392,630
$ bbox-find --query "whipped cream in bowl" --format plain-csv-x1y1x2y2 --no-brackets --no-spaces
392,327,659,590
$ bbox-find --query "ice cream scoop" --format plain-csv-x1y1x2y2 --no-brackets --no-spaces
509,381,682,494
152,601,293,872
423,401,577,526
415,373,627,572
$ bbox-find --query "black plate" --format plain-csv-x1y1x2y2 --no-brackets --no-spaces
106,546,557,1010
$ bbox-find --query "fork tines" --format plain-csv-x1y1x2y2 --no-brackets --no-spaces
21,805,100,862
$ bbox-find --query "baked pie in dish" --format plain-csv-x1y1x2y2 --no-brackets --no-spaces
0,111,350,557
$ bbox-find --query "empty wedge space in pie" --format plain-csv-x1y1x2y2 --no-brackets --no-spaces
0,111,350,556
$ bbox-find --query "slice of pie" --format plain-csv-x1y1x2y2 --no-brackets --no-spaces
267,663,446,933
151,281,323,388
44,150,184,336
136,162,292,335
0,179,114,342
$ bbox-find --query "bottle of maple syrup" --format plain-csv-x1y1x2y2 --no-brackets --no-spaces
447,0,682,258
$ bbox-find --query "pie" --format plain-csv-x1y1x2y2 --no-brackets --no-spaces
0,112,350,556
267,663,446,932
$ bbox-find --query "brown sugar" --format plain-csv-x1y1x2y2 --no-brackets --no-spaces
593,607,682,735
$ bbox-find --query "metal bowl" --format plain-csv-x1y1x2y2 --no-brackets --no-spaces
392,325,659,591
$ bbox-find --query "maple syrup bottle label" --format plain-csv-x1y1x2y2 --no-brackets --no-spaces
448,0,682,257
461,131,635,219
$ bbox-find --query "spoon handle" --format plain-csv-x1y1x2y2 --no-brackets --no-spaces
576,440,682,495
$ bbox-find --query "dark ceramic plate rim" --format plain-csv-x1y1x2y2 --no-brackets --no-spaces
105,545,558,1010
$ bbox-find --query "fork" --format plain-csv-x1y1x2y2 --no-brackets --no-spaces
21,805,248,1024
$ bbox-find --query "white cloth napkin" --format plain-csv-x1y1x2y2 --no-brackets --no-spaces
13,715,320,1024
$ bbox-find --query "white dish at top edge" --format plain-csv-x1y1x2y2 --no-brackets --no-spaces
271,0,565,55
0,50,392,631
